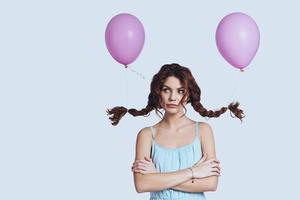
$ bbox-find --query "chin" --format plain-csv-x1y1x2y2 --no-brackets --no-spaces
164,108,179,114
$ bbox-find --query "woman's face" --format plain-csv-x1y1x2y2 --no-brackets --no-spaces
159,76,188,114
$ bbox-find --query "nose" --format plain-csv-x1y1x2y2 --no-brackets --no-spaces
169,92,178,102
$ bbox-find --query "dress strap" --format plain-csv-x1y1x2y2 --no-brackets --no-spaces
195,121,200,137
150,126,156,140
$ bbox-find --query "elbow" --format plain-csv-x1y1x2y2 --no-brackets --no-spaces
209,183,218,192
135,185,145,193
134,173,145,193
134,173,147,193
134,179,147,193
135,184,152,193
135,180,155,193
209,185,218,192
207,178,219,192
135,180,154,193
134,173,159,193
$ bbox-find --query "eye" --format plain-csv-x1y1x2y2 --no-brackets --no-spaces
178,90,185,94
163,88,170,92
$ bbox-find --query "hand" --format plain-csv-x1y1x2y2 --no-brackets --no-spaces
131,156,158,174
191,153,221,179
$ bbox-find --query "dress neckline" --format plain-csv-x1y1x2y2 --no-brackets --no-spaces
151,122,199,151
153,135,198,151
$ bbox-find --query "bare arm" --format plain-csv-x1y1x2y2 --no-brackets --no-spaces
172,174,217,192
133,128,193,193
172,122,220,192
135,169,193,193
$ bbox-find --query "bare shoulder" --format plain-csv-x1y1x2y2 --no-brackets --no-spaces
136,126,152,142
134,126,153,160
199,121,214,139
198,121,217,158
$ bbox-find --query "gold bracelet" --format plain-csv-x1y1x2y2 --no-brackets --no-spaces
188,167,195,183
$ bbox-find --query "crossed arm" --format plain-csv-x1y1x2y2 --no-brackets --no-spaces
133,122,219,193
171,173,218,192
134,168,218,193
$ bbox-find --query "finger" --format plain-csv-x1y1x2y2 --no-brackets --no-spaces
211,167,221,173
205,158,218,164
212,160,220,164
132,163,139,168
132,162,147,168
145,157,153,162
131,166,138,171
211,172,221,176
138,160,150,165
136,165,147,170
133,169,146,174
213,167,221,174
206,158,218,163
209,166,221,173
131,165,138,170
210,163,220,168
144,156,151,160
132,160,141,165
141,158,150,163
132,164,144,169
132,166,141,171
144,157,150,162
132,165,145,171
133,166,146,171
137,163,147,168
213,165,221,171
211,170,220,175
133,160,147,166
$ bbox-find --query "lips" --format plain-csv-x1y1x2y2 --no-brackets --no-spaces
167,104,178,108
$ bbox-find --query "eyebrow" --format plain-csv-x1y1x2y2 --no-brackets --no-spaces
162,85,185,89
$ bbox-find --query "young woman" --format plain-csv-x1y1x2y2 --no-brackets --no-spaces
107,63,245,200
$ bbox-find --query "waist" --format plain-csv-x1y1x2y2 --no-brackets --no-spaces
150,191,206,200
150,196,205,200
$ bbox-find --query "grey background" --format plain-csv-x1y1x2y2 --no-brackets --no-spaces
1,0,299,199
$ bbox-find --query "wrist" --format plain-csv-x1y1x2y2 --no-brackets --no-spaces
186,168,192,179
187,167,195,182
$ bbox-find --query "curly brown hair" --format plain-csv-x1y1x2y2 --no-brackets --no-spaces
106,63,245,125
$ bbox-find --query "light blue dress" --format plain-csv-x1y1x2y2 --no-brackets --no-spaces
149,121,206,200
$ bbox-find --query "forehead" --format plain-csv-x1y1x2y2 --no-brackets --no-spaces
163,76,183,88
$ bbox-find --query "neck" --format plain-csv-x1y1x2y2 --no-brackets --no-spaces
160,109,190,129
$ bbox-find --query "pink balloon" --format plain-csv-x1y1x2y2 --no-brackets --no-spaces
105,13,145,67
216,12,260,71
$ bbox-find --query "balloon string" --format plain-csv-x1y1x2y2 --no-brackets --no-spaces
230,67,247,103
125,67,129,105
127,65,149,80
230,70,241,103
122,65,150,106
231,79,238,102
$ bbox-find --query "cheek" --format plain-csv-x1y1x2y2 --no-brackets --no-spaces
160,94,168,101
158,95,165,106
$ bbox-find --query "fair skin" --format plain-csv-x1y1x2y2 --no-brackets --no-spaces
132,76,221,193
